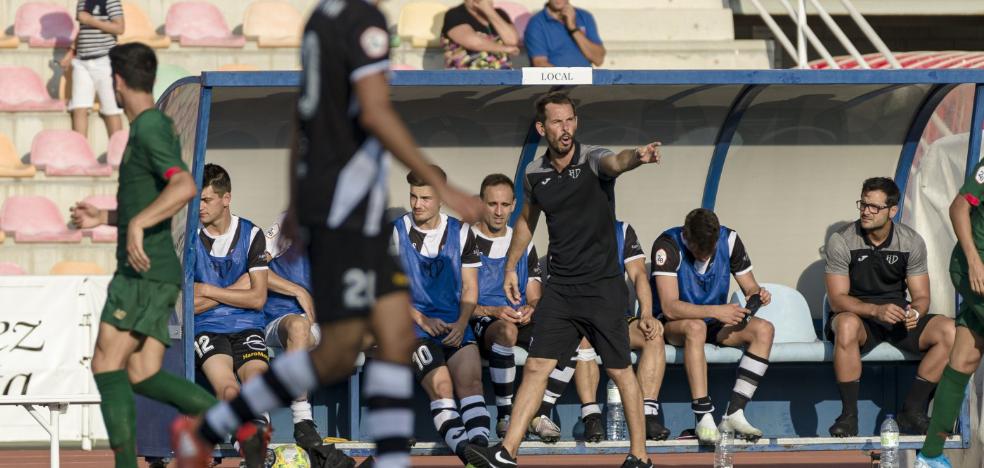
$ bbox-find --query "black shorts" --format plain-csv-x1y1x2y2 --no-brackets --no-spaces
471,316,535,356
305,226,408,324
826,313,935,354
527,276,631,369
410,339,478,381
194,329,269,372
658,316,726,345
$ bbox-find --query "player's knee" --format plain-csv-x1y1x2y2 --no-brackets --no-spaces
491,322,518,347
642,334,664,352
218,382,240,401
682,320,706,342
311,343,357,377
752,319,775,345
432,374,455,398
834,314,862,346
523,357,556,376
287,317,311,339
938,318,956,349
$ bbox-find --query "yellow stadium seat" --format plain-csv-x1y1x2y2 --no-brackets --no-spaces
0,35,18,48
49,261,105,275
397,1,447,48
243,0,303,48
0,133,36,178
118,1,172,48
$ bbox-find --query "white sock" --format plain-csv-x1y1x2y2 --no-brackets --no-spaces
291,399,313,424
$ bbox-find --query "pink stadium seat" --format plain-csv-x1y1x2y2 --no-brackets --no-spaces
243,0,303,48
0,66,65,112
494,1,531,40
0,195,82,243
30,130,112,176
81,195,117,242
0,262,26,275
107,130,128,168
14,2,78,48
165,2,246,48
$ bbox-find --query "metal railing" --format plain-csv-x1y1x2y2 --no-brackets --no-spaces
747,0,901,69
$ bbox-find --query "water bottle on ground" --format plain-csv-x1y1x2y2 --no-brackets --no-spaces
715,430,734,468
605,380,626,441
880,414,900,468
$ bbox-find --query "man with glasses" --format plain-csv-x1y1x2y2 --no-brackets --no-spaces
825,177,955,437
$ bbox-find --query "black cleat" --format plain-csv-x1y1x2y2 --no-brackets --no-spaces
621,454,655,468
828,413,858,437
645,415,671,441
237,421,271,468
470,435,490,448
898,410,930,435
465,443,517,468
293,419,323,450
582,413,604,443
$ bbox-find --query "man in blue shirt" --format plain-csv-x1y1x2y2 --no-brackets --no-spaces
524,0,605,67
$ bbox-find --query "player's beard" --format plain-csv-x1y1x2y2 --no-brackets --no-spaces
547,132,574,156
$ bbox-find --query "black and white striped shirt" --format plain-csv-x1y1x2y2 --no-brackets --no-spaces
75,0,122,59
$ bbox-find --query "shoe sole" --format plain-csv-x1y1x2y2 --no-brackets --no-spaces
646,432,670,441
584,435,603,443
463,446,501,468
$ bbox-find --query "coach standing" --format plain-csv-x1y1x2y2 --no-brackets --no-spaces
466,92,662,468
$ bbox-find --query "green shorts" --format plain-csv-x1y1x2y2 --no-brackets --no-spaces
951,269,984,337
100,273,180,346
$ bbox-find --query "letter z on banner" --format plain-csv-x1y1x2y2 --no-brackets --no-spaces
522,67,593,85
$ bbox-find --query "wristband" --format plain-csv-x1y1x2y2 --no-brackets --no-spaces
568,27,579,35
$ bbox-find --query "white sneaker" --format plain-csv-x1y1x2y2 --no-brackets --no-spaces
695,413,719,445
528,415,561,443
719,409,763,441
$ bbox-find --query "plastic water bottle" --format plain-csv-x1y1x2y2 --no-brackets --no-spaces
715,430,734,468
880,414,900,468
605,380,626,441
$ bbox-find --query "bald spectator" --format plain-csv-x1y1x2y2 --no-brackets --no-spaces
441,0,520,69
524,0,605,67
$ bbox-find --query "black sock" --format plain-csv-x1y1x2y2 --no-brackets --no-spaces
692,396,713,426
837,380,860,416
903,375,937,414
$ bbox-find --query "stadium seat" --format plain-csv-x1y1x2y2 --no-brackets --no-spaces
0,133,37,178
391,64,419,70
165,1,246,48
0,66,65,112
822,294,921,361
14,2,77,47
118,1,172,48
493,1,531,40
107,130,127,168
0,195,82,243
215,63,260,71
81,195,117,242
49,261,106,275
30,130,112,176
153,64,192,101
0,34,18,48
728,283,828,362
243,0,303,48
397,1,447,48
0,261,25,275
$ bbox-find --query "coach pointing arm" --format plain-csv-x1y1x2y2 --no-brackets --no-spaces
598,142,662,177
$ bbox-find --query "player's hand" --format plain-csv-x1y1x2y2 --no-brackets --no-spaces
70,201,104,228
441,186,483,225
503,270,522,305
517,304,535,325
753,288,772,307
638,314,661,341
635,142,662,165
77,11,95,26
58,52,73,71
873,303,907,325
502,45,521,55
970,257,984,297
560,4,577,30
493,305,522,323
420,316,450,337
442,321,467,347
193,282,210,298
474,0,496,14
715,304,748,326
126,222,151,272
904,307,921,330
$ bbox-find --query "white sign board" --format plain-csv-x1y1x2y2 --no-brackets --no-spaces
521,67,593,85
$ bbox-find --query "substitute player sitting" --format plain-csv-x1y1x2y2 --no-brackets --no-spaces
192,164,271,465
468,174,543,438
260,214,323,449
393,166,492,461
652,208,773,444
826,177,954,438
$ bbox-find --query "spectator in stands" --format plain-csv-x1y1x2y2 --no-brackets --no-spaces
259,214,322,450
825,177,955,438
392,166,491,462
535,220,670,443
59,0,125,138
653,208,773,444
441,0,520,69
467,173,543,439
524,0,605,67
191,163,271,465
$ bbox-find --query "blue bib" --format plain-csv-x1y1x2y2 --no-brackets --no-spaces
477,235,529,308
396,216,467,339
653,225,731,323
263,246,311,323
194,218,266,334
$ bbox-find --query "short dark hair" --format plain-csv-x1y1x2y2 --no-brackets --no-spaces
203,163,232,194
479,173,514,199
535,92,577,124
406,165,447,187
862,177,900,207
109,43,157,94
683,208,720,258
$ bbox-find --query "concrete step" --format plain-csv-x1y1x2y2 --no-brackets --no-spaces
592,8,735,42
730,0,984,15
0,239,116,276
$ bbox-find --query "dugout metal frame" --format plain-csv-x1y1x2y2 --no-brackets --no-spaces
151,69,984,457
